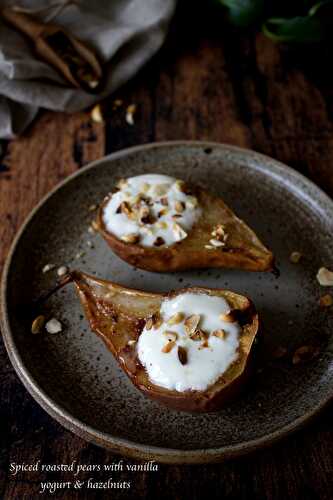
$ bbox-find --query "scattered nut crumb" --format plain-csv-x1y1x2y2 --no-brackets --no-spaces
42,263,55,273
292,345,319,365
88,80,99,89
125,104,137,125
91,104,103,123
31,315,45,334
127,339,136,346
57,266,68,277
162,341,175,353
290,251,302,264
112,99,123,109
272,346,287,359
45,318,62,334
75,251,85,259
86,240,94,248
178,346,188,365
317,267,333,286
319,294,333,307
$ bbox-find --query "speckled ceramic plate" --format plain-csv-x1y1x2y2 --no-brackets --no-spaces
1,142,333,463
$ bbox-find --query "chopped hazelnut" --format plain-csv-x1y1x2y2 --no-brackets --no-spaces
290,251,302,264
57,266,68,277
184,314,201,335
212,329,226,340
272,346,287,359
154,236,165,247
177,346,188,365
45,318,62,334
162,341,175,353
42,263,55,273
209,239,224,247
219,311,237,323
120,233,140,244
292,345,319,364
317,267,333,286
91,104,103,123
163,331,178,342
167,312,185,325
319,294,333,307
31,315,45,334
175,201,185,213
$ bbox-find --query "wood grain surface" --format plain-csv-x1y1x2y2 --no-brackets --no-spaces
0,4,332,499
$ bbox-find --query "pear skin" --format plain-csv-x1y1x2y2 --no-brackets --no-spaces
69,270,259,412
96,183,274,273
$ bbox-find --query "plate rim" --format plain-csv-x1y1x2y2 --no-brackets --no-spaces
1,140,333,464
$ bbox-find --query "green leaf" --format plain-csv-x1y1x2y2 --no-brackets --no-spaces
262,16,325,42
309,0,333,16
217,0,265,27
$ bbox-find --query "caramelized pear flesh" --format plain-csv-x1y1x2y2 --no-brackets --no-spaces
70,270,259,412
96,181,274,273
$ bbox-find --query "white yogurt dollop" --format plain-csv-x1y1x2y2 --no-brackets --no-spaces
137,293,240,392
102,174,202,247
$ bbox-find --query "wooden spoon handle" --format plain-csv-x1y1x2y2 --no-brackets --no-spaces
1,7,105,93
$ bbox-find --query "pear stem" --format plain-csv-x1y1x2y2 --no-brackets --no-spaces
33,272,74,309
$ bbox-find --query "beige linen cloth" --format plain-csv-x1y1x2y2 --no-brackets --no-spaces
0,0,176,138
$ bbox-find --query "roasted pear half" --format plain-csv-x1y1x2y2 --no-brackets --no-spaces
66,270,259,412
95,176,274,273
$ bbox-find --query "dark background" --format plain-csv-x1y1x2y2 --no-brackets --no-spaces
0,4,332,499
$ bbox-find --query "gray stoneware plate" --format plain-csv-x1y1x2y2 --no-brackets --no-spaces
1,142,333,464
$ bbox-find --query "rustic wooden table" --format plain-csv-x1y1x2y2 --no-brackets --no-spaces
1,5,332,499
